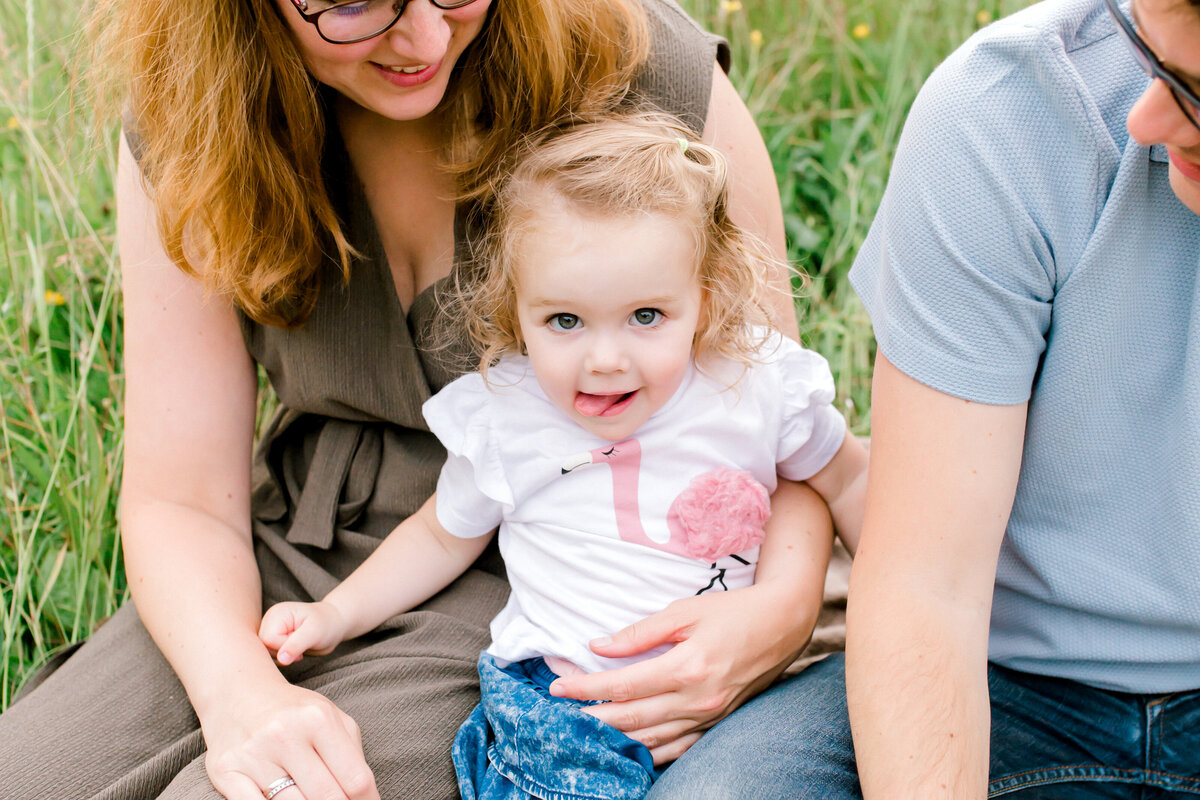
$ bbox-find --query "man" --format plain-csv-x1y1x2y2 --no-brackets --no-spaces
849,0,1200,795
647,0,1200,796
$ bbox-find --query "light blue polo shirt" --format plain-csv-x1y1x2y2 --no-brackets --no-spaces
851,0,1200,693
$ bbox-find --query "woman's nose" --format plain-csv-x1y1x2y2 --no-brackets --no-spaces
382,0,451,58
1127,77,1200,148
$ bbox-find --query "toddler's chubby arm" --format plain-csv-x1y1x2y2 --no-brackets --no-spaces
259,494,492,666
804,431,869,554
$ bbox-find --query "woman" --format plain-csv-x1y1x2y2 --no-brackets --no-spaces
0,1,830,798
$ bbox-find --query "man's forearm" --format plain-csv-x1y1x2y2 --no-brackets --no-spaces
846,560,992,799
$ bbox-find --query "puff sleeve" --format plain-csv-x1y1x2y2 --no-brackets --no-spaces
771,338,847,481
422,374,512,538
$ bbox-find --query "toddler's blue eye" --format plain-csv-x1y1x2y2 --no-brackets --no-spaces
631,308,662,326
548,314,580,331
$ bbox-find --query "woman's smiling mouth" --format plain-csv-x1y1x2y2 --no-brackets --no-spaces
371,60,441,86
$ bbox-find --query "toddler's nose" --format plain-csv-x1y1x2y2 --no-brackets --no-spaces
585,335,629,373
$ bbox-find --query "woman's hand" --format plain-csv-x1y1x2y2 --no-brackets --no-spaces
259,601,348,666
548,580,817,765
549,480,832,765
201,678,380,800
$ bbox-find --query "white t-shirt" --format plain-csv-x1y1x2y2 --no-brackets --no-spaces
422,332,846,673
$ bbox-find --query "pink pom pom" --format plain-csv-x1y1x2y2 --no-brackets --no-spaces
668,469,770,562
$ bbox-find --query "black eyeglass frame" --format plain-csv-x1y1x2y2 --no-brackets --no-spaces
290,0,481,45
1103,0,1200,133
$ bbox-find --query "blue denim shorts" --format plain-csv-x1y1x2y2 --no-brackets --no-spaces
453,653,657,800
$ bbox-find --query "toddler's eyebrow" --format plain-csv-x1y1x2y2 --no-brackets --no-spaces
524,296,572,310
525,295,681,309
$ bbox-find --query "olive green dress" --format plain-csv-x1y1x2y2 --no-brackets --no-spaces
0,3,804,798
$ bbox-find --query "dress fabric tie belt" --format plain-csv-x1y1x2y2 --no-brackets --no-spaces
281,416,382,550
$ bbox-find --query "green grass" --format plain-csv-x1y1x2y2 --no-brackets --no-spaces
0,0,1031,707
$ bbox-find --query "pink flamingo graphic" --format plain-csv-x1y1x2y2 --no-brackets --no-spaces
561,439,770,569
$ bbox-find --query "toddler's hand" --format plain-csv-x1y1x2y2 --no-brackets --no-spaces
258,601,347,666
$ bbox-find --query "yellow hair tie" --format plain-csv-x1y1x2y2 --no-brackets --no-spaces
676,137,689,154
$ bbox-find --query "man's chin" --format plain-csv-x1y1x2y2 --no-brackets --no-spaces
1168,169,1200,216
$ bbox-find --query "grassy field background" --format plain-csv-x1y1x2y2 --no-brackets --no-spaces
0,0,1031,707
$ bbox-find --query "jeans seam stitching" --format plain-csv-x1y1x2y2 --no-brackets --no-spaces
990,766,1200,793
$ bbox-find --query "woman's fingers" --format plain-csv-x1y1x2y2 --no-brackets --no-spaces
203,683,377,800
211,770,294,800
547,618,700,705
274,706,377,800
648,731,703,766
549,650,686,704
274,748,348,800
586,605,693,660
612,713,701,749
259,773,305,800
555,586,808,743
312,715,379,800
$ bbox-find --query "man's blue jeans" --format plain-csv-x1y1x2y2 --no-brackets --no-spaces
647,653,1200,799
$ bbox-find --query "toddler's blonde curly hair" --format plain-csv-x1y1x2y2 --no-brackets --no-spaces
456,111,789,379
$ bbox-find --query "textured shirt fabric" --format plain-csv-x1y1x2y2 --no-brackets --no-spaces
423,334,846,674
851,0,1200,693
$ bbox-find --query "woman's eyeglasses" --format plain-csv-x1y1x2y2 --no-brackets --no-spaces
1104,0,1200,133
290,0,481,45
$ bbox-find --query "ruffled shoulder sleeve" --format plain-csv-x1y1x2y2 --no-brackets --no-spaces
765,335,848,481
422,373,512,538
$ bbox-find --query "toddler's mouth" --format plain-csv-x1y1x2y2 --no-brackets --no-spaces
574,390,638,417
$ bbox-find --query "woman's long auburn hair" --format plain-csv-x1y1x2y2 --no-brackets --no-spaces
89,0,649,327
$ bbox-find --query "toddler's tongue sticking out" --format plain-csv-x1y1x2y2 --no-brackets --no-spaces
574,391,637,417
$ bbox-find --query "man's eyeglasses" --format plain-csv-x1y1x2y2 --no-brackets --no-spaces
290,0,481,45
1104,0,1200,133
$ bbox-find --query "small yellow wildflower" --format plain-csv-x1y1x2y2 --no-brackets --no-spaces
6,117,18,130
976,9,993,25
750,29,763,46
45,290,65,306
852,23,871,39
722,0,743,11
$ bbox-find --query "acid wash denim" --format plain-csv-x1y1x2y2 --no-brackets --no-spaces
453,653,657,800
647,654,1200,800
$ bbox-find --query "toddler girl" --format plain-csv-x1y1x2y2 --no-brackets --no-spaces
259,113,867,800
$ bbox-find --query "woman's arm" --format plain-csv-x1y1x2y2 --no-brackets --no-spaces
116,132,379,800
703,68,796,339
550,479,832,764
847,355,1026,797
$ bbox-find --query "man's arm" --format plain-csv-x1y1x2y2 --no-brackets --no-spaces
702,68,796,339
846,355,1027,798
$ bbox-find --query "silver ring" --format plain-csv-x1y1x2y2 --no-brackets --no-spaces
264,776,296,799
